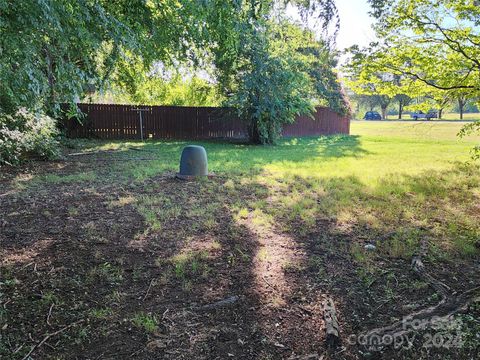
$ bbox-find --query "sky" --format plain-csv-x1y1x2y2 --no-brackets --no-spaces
335,0,376,51
174,0,377,81
285,0,376,60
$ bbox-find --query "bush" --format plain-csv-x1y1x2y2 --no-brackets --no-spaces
0,109,60,165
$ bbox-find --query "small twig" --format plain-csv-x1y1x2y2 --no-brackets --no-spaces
13,344,24,354
22,319,84,360
262,276,276,291
162,308,170,320
373,298,393,312
197,295,241,311
142,279,155,301
130,347,144,357
46,304,54,326
43,342,55,350
0,190,16,198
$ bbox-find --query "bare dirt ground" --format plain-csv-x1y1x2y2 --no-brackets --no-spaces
1,155,479,359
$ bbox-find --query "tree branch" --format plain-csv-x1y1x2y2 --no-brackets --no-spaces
379,62,477,91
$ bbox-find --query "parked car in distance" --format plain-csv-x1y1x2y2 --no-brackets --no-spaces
410,111,438,120
363,111,382,120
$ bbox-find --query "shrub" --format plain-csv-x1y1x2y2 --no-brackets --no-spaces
0,108,60,165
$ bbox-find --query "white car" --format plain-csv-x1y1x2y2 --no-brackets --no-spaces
410,111,438,120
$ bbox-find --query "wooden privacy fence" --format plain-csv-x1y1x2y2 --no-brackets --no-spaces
62,103,350,140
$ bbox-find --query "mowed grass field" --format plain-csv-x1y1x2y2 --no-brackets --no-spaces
442,112,480,121
1,121,479,359
17,121,478,184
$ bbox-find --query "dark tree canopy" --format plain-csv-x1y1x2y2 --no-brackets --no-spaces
1,0,348,143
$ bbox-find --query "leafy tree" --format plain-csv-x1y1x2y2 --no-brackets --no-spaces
457,93,468,120
290,24,351,117
2,1,120,113
204,0,344,143
0,0,204,114
424,89,453,120
362,0,479,151
93,55,222,107
394,94,412,120
1,0,346,146
366,0,480,92
344,69,394,119
229,21,315,143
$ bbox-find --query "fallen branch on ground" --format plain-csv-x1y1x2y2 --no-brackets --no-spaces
22,319,84,360
323,297,341,348
46,303,54,326
360,237,480,348
197,295,241,311
142,279,155,301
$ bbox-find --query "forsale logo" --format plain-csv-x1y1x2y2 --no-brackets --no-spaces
347,316,464,350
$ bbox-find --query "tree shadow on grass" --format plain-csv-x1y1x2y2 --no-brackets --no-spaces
1,155,478,359
0,174,280,359
0,134,368,193
250,162,480,359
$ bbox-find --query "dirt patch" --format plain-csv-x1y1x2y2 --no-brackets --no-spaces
0,159,479,359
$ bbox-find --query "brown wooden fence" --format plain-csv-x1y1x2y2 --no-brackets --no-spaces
62,103,350,140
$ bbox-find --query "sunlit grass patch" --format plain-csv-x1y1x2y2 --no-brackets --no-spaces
250,208,274,230
235,207,250,220
135,194,181,232
89,307,114,320
87,262,123,285
256,247,270,262
169,250,211,283
53,122,478,188
108,195,136,208
380,228,422,259
131,312,158,334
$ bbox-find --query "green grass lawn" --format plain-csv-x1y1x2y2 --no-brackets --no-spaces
40,121,478,186
442,112,480,121
2,121,479,359
18,121,478,257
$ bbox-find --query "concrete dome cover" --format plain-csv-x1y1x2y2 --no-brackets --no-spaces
177,145,208,179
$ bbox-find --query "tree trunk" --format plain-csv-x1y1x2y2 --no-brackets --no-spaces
458,98,465,120
44,48,56,114
248,119,262,144
438,108,443,120
381,105,387,120
398,100,403,119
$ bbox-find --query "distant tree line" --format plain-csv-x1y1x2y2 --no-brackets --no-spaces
350,92,479,120
344,0,480,127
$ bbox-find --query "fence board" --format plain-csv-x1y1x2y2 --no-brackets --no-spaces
62,104,350,140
